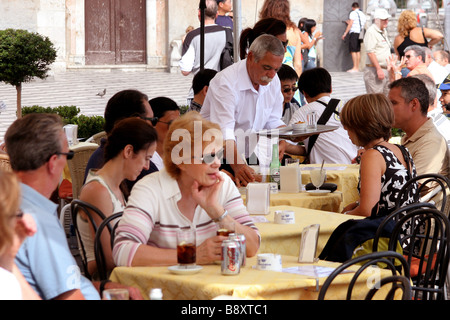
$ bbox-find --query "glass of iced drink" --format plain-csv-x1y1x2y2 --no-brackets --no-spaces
177,228,196,267
216,221,235,237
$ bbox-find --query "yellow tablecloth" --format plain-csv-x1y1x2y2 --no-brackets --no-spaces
300,164,360,208
109,255,395,300
255,206,363,256
242,190,343,212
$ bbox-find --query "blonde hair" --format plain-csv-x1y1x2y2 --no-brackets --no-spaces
397,10,417,38
0,171,21,257
163,111,222,179
341,94,393,147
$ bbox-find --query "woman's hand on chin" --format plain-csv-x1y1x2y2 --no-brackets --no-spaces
191,173,224,217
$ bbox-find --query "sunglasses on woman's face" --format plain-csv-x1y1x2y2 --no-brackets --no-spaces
198,148,224,164
283,86,298,93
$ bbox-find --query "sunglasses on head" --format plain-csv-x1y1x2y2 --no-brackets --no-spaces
283,86,298,93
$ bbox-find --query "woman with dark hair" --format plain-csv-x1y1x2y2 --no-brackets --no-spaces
302,18,323,70
78,117,158,278
259,0,305,77
239,17,287,60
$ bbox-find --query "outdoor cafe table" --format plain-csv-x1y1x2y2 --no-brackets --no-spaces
300,164,360,208
109,254,394,300
241,189,343,212
255,206,363,256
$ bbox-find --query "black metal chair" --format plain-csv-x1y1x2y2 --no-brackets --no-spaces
94,212,123,281
395,173,450,215
365,275,412,300
317,251,410,300
372,202,437,253
70,199,107,280
374,206,450,300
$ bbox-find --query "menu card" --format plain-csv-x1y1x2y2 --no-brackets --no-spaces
298,224,320,263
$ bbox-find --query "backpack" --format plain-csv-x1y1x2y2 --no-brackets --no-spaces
220,27,234,70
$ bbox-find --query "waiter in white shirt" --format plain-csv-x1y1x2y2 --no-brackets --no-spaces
201,34,287,186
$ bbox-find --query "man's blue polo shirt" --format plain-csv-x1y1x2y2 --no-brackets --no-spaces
15,183,100,300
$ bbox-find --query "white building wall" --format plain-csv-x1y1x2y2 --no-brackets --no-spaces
0,0,324,72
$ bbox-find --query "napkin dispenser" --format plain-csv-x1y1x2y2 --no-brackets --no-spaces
246,183,270,215
280,165,300,193
64,124,79,146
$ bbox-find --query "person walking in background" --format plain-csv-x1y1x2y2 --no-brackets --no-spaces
342,2,367,73
179,0,227,103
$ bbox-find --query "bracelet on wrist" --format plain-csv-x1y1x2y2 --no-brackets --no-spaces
212,210,228,222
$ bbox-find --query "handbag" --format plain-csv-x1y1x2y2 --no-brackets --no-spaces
357,11,365,40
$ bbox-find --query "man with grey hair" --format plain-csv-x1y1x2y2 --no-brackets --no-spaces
424,47,449,86
6,114,141,300
390,45,434,81
201,34,286,186
434,50,450,72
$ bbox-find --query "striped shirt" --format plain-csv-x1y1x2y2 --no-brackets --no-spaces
113,169,259,267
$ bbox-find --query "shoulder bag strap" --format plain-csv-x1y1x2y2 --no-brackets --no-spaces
303,99,340,163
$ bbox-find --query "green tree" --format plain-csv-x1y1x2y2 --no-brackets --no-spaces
0,29,57,118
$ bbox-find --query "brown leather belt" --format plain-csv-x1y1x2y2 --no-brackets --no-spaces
366,64,387,69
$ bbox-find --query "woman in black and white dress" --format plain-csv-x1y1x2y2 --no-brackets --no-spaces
319,93,418,262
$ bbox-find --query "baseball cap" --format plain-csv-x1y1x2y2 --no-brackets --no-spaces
374,8,390,20
438,74,450,90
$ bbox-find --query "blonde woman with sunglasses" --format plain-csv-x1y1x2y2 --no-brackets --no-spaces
113,112,260,267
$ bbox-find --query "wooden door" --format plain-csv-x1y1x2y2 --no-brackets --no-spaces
85,0,146,65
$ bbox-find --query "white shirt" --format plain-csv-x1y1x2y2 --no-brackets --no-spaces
201,58,285,158
289,96,358,164
349,9,367,34
0,267,22,300
428,108,450,148
152,151,164,171
428,61,449,85
113,169,259,267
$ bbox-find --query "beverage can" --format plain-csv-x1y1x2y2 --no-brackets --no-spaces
221,239,240,275
228,233,246,267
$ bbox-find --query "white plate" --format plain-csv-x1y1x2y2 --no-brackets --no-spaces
306,190,331,196
168,265,203,275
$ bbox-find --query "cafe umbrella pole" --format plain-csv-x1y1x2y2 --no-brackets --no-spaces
199,0,206,71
